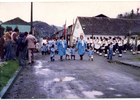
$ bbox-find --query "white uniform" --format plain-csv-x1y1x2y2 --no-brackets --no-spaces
123,39,127,45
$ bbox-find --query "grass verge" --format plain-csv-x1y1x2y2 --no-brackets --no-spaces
0,60,20,91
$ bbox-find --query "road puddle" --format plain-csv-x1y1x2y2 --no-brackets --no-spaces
114,94,122,97
83,91,103,98
34,61,50,75
107,87,115,90
34,61,42,68
53,77,75,82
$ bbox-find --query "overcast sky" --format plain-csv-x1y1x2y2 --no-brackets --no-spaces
0,1,140,27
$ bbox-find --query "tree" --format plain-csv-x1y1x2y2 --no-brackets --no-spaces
6,26,12,32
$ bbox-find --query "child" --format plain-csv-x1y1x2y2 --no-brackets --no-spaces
107,42,113,60
65,46,71,60
50,44,55,61
40,43,47,55
71,46,77,60
87,47,94,61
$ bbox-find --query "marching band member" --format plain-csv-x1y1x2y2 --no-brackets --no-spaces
112,38,116,56
86,37,91,49
129,37,133,52
118,38,123,57
123,37,127,53
104,38,108,57
132,38,136,55
137,38,140,54
99,39,103,56
94,39,100,54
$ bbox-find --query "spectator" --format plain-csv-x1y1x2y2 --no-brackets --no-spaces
23,32,28,60
17,33,26,66
25,31,37,64
0,35,6,62
5,27,13,61
11,27,19,60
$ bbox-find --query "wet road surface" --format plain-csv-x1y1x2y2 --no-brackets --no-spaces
5,52,140,98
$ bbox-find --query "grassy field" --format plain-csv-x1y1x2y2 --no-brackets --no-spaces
0,60,20,91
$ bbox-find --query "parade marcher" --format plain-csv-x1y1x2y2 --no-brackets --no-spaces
118,38,123,57
71,46,77,60
57,36,67,61
72,39,77,47
86,37,91,49
40,43,47,55
5,27,13,61
123,36,127,53
137,38,140,54
98,39,103,56
104,38,108,57
25,31,37,64
87,47,94,61
65,46,71,60
99,43,105,56
76,35,87,60
17,32,26,66
112,38,116,56
23,32,28,60
115,37,119,51
132,37,136,55
129,37,133,52
50,44,55,61
0,35,5,62
107,42,113,60
41,37,47,45
11,27,19,60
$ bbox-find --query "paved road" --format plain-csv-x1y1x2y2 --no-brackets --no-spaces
5,52,140,98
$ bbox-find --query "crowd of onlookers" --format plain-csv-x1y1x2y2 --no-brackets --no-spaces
0,27,37,66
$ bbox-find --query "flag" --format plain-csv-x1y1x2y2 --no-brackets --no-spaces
63,20,66,35
54,29,55,34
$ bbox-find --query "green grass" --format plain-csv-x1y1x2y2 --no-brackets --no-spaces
132,57,140,60
0,60,20,91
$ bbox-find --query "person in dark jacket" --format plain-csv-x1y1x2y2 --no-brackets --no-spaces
17,33,26,66
0,35,5,62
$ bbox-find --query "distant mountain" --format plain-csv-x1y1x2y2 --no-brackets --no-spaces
31,21,63,38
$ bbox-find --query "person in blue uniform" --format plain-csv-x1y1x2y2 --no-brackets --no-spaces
87,47,94,61
71,46,77,60
57,36,67,61
40,43,47,55
76,35,87,60
50,44,55,61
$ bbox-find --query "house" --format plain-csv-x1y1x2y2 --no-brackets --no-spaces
1,17,30,32
66,25,73,46
72,14,140,42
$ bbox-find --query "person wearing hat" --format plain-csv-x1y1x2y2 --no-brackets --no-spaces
57,36,67,61
11,27,19,60
5,27,13,61
76,35,87,60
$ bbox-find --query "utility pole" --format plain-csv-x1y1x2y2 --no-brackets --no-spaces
31,2,33,32
92,17,94,39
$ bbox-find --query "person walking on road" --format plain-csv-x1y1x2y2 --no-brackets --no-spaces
76,35,87,60
25,31,37,64
57,36,67,61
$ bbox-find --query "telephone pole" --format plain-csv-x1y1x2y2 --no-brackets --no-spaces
31,2,33,32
